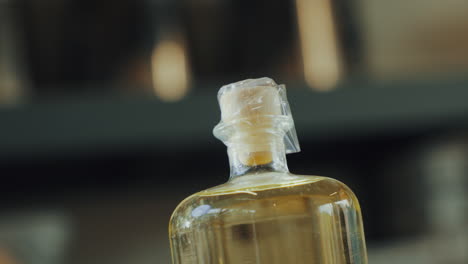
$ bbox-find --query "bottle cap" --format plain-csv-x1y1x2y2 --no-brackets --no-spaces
213,77,300,157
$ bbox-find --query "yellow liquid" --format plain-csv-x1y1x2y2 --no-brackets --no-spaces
169,173,367,264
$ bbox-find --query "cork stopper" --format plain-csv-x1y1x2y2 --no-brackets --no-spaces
214,78,300,166
219,80,282,123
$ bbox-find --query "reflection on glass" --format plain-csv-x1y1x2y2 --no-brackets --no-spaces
171,175,367,263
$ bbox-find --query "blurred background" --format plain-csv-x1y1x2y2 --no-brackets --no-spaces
1,0,468,263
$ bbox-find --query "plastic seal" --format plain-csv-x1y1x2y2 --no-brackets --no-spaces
213,77,300,154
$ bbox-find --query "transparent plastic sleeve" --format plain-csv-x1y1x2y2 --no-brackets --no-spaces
213,77,301,154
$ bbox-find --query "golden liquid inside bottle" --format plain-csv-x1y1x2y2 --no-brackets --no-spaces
170,173,367,264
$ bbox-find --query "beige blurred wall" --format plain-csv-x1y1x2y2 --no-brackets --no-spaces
358,0,468,77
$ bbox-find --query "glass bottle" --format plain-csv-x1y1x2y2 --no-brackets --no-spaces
169,78,367,264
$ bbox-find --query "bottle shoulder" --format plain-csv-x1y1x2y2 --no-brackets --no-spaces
200,173,342,195
169,173,359,226
172,173,330,208
197,172,356,198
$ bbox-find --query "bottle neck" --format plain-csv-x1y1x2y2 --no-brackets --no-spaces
227,134,289,179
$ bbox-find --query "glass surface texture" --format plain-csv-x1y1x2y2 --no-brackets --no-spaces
169,172,367,264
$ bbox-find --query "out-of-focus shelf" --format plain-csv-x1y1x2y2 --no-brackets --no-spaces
1,78,468,159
